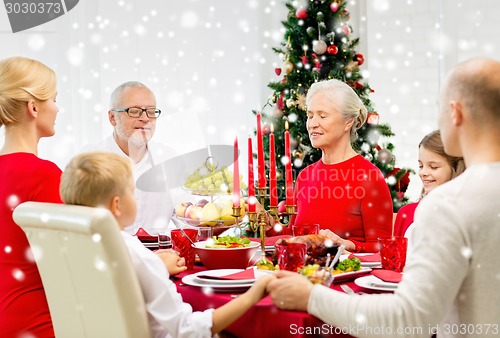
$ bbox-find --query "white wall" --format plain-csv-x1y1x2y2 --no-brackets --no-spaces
1,0,500,200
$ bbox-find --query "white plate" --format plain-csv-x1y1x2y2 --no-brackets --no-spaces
331,267,372,282
340,253,382,268
354,275,398,291
193,269,256,285
182,269,269,291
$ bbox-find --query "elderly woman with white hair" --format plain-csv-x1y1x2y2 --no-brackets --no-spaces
292,79,393,253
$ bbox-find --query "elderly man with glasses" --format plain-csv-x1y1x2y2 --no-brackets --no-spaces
85,81,174,235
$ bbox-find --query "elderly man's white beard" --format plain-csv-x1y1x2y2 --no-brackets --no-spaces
128,129,152,148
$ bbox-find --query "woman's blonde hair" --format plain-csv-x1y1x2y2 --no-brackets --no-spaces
0,56,57,127
60,152,133,208
306,79,368,142
419,130,465,180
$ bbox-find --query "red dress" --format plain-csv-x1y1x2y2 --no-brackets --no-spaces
393,202,419,237
0,153,62,337
293,155,393,252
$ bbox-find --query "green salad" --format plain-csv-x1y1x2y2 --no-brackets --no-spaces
334,257,361,272
205,236,251,248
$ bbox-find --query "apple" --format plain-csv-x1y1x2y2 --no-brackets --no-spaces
196,199,209,208
201,202,220,226
175,202,192,218
184,205,203,221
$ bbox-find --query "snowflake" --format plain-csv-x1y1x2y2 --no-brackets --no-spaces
460,246,473,259
66,46,84,66
12,268,25,281
7,194,20,210
355,312,367,325
201,286,214,295
27,35,45,51
26,245,41,262
181,11,198,29
94,257,108,271
134,24,147,36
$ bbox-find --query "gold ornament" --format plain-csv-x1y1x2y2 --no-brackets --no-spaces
283,60,294,74
345,61,358,73
276,171,283,181
297,94,306,110
293,148,306,161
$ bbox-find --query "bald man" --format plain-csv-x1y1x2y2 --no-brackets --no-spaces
267,57,500,338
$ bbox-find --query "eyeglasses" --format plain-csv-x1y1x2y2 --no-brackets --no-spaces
111,107,161,118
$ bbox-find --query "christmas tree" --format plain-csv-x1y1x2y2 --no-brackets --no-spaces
258,0,412,212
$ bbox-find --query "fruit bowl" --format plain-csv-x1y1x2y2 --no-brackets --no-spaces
174,215,239,227
193,240,260,270
174,197,246,227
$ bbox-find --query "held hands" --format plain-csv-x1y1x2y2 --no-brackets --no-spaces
155,249,187,275
244,274,276,304
266,270,313,311
319,229,355,252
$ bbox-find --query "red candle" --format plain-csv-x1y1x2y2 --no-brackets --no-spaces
256,113,266,188
247,137,256,212
233,136,240,208
269,125,277,207
284,121,294,205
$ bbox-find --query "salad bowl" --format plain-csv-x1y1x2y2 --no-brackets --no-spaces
193,237,259,270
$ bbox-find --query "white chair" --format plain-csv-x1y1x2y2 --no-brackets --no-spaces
13,202,151,338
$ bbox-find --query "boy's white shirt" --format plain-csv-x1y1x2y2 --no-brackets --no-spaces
121,232,213,338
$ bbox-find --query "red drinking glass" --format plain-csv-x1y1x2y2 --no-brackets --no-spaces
378,237,408,272
171,229,198,270
276,242,307,272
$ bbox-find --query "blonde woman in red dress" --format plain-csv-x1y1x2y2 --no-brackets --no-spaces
0,56,61,337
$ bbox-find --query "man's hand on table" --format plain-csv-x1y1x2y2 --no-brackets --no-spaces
156,249,187,275
267,270,313,311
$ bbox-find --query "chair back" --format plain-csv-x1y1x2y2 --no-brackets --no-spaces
13,202,151,338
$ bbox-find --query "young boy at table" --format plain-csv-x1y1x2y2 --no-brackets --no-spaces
60,151,272,338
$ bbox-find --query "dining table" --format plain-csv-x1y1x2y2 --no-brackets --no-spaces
171,251,392,338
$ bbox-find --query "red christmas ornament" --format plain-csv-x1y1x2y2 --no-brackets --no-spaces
385,168,411,193
327,45,338,55
356,53,365,66
330,2,339,12
342,9,350,21
275,68,282,76
367,112,380,125
277,92,285,110
296,8,307,19
342,25,350,36
262,124,271,135
355,81,364,89
301,55,308,65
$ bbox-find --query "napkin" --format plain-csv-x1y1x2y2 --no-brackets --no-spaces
372,269,403,283
248,235,291,247
134,228,157,242
349,252,381,263
197,269,255,281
